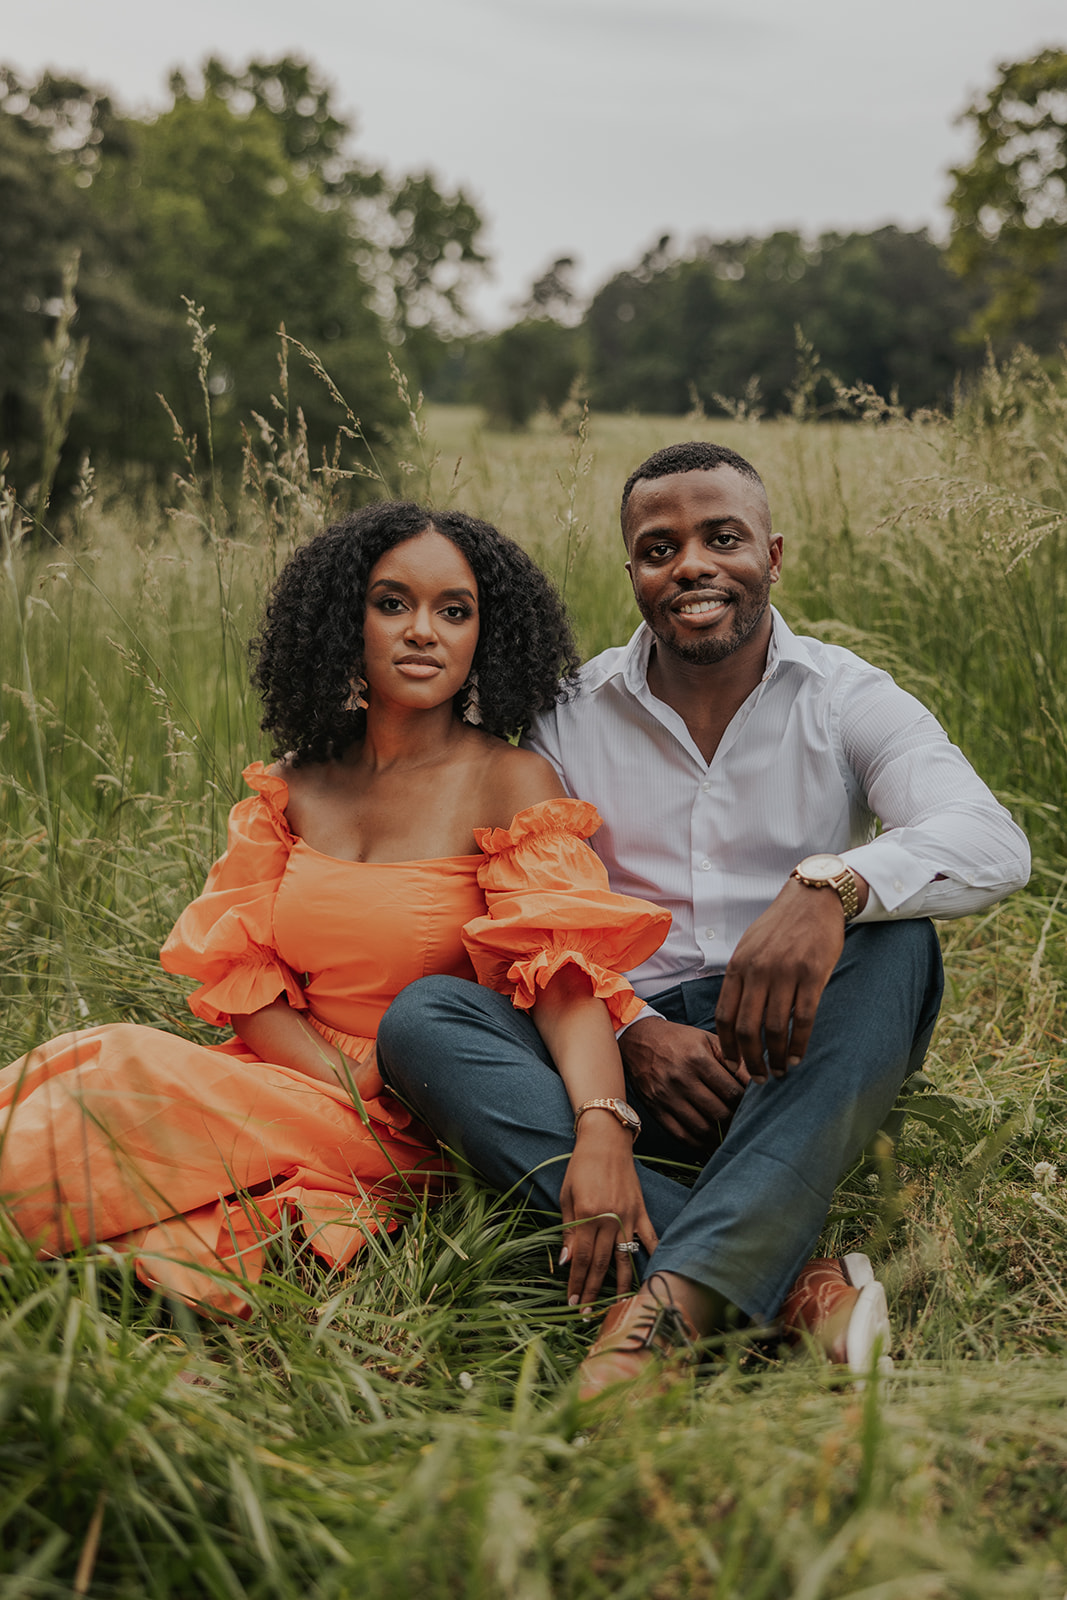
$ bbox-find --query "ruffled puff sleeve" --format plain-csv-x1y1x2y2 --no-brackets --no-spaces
462,799,670,1030
159,763,307,1028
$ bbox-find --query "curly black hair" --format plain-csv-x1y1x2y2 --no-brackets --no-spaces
251,501,581,765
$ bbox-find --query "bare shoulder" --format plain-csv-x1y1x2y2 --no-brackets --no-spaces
268,754,342,795
265,755,349,836
478,740,566,828
267,755,308,799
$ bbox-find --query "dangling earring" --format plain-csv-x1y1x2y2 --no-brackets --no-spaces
345,675,369,712
462,670,482,726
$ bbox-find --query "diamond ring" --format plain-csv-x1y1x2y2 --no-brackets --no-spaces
615,1240,640,1254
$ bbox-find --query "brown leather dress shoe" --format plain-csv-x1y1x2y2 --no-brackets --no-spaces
779,1252,893,1374
577,1273,698,1401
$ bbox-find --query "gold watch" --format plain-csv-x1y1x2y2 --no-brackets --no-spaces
790,853,860,922
573,1098,642,1138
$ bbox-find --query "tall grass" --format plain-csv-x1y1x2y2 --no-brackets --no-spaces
1,343,1066,1595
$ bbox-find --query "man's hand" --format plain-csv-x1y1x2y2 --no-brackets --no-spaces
715,877,857,1081
619,1015,750,1149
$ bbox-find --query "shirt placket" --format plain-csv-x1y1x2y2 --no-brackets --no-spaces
692,769,724,966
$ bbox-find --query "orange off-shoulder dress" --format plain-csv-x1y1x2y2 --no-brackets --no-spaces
0,764,669,1314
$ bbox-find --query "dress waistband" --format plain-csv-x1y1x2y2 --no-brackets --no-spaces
303,1014,413,1130
306,1014,376,1065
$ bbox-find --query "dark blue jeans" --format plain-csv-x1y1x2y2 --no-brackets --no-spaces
377,920,943,1323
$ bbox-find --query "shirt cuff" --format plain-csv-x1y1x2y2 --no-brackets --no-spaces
848,878,886,924
841,838,935,914
615,1002,660,1042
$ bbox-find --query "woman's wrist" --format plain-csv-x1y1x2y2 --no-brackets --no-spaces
574,1109,634,1147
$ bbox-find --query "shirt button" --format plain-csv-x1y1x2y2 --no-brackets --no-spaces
705,928,716,940
701,859,712,871
701,781,711,793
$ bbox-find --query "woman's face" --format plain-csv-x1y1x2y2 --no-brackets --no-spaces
361,529,480,713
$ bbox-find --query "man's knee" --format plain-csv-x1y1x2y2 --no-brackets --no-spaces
380,973,475,1037
378,975,547,1101
377,975,476,1087
833,918,944,1061
842,917,942,987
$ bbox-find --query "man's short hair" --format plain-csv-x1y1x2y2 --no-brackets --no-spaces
620,441,767,535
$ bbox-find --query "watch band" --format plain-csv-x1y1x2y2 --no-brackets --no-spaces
573,1098,642,1138
790,855,861,922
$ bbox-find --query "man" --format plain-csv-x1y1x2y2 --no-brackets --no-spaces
377,441,1029,1393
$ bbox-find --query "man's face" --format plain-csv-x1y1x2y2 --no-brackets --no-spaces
623,467,782,667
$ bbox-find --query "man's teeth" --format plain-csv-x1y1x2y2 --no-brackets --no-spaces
677,597,728,615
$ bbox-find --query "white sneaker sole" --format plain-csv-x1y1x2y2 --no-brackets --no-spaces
841,1253,894,1374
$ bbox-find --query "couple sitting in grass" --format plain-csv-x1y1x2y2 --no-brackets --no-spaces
0,441,1029,1398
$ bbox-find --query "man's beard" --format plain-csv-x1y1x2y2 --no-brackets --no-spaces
644,570,772,666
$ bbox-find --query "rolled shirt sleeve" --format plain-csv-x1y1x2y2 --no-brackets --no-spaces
838,677,1030,919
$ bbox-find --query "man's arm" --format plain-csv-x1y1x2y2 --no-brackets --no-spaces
713,869,868,1080
716,668,1029,1078
837,672,1029,917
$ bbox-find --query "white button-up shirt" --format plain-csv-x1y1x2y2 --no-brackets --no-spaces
525,610,1031,1000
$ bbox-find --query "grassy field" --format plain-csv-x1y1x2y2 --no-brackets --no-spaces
1,347,1066,1597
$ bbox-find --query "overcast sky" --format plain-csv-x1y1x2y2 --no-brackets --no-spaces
4,0,1065,325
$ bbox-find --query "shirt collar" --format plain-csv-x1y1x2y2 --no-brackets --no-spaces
585,606,828,697
764,608,829,679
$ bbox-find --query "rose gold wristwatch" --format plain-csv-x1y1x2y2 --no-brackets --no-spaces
573,1098,642,1138
789,853,860,922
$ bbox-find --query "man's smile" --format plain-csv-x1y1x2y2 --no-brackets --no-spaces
670,592,733,620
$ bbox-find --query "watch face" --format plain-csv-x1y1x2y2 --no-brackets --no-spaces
798,853,845,879
612,1099,640,1129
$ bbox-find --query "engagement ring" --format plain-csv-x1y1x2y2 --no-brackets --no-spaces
615,1240,640,1254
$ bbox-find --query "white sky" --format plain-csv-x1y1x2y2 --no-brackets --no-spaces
4,0,1065,326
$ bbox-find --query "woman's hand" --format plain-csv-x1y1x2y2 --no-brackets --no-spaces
558,1115,658,1306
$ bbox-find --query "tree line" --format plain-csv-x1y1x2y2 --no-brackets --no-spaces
460,46,1067,427
1,47,1065,496
468,227,982,426
0,57,487,500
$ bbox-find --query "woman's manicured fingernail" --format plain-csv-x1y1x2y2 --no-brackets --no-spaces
582,1306,593,1319
568,1294,579,1307
788,1056,801,1068
559,1247,570,1265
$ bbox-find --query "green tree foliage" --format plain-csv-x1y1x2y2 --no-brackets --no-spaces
182,56,380,195
381,174,488,364
0,58,489,494
475,256,585,428
475,319,583,429
947,47,1067,344
0,69,161,494
467,228,978,427
583,227,976,417
97,86,399,468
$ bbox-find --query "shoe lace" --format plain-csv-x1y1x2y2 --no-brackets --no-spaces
618,1273,697,1358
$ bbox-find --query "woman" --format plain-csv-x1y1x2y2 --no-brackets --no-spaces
0,503,670,1316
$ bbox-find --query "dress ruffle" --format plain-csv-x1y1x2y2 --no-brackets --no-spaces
240,761,294,833
160,764,306,1027
465,798,670,1029
474,797,600,855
